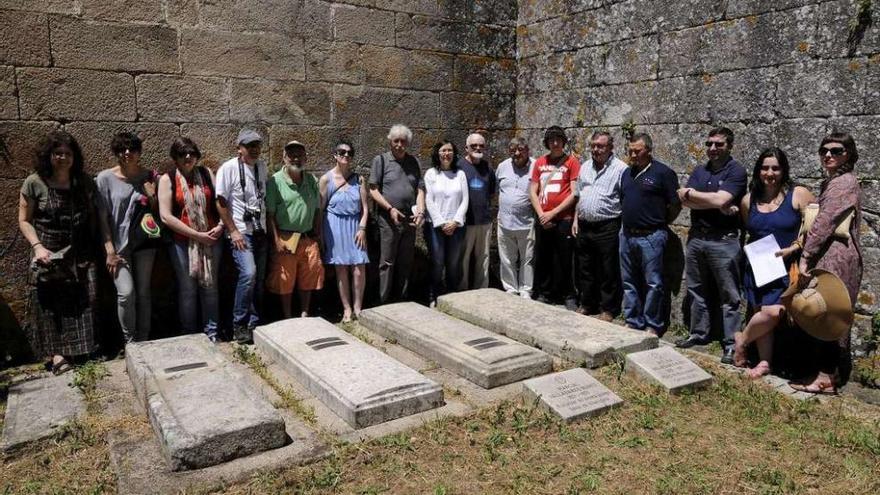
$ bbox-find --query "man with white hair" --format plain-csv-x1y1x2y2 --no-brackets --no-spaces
458,132,496,290
495,137,535,298
369,124,425,303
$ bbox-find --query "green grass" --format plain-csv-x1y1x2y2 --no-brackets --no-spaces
232,344,317,424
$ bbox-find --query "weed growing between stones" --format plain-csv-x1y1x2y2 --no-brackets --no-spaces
231,344,317,424
72,360,109,411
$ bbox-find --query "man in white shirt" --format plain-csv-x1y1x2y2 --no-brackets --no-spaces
215,128,269,343
495,137,535,299
573,131,628,321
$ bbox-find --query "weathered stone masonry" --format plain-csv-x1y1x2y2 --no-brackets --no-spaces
1,0,877,349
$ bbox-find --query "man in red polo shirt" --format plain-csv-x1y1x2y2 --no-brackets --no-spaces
529,126,580,309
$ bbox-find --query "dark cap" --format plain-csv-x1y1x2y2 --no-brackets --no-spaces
543,126,568,149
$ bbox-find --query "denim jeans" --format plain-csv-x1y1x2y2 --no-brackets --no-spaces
620,229,668,331
685,235,743,348
425,223,465,301
169,240,223,337
113,248,156,343
229,233,268,329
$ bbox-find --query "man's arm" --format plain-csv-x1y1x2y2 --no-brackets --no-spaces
679,188,734,210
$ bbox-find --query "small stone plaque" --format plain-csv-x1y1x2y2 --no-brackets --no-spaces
522,369,623,422
625,347,713,393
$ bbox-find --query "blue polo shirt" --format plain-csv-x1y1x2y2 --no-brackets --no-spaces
620,159,680,230
685,157,747,231
458,157,496,226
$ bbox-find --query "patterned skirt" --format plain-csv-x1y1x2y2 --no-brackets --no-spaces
27,261,99,358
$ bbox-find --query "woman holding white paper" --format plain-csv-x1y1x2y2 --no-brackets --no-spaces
733,148,813,378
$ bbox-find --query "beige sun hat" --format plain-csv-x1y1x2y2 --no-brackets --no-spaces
782,269,853,342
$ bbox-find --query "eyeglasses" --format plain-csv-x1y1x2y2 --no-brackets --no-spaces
468,144,486,150
819,147,846,156
335,149,354,157
704,141,726,149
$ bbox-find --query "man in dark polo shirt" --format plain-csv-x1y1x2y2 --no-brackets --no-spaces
619,133,681,335
674,127,747,364
458,132,496,290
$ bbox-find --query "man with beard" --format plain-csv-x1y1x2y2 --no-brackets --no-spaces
265,141,324,319
458,132,496,290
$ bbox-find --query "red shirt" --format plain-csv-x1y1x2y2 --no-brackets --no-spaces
531,154,580,220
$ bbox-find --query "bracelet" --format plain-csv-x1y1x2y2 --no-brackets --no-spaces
358,225,367,231
31,241,42,248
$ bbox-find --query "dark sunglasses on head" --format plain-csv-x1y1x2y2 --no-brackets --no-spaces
335,149,354,157
819,146,846,156
704,141,726,149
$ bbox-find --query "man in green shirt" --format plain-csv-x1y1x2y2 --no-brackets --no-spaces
265,141,324,318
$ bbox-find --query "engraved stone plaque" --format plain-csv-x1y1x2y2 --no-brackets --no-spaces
522,368,623,422
625,347,713,393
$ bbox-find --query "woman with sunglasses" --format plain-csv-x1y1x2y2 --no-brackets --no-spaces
157,137,224,342
319,140,369,322
733,148,814,378
789,133,863,394
18,131,100,374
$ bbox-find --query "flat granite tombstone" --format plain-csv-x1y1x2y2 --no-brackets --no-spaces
359,302,553,388
126,335,288,471
1,374,85,452
437,289,657,367
625,347,713,393
522,369,623,422
254,318,444,428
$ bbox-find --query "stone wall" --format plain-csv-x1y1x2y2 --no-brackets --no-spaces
0,0,518,320
516,0,880,346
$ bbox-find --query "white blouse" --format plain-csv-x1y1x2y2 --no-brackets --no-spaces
424,167,469,226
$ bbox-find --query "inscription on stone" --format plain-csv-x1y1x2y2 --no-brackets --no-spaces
522,369,623,422
625,347,713,393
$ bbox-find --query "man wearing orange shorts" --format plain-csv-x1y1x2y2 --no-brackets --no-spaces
265,141,324,317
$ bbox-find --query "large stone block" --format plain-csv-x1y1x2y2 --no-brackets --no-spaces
254,317,444,428
518,0,605,24
454,55,516,94
437,289,658,367
522,368,622,422
867,57,880,114
777,58,867,119
652,68,778,124
165,0,198,25
179,123,238,168
79,0,162,22
726,0,815,17
199,0,332,40
267,124,354,168
362,45,454,91
518,47,603,94
333,4,395,45
50,17,178,73
126,334,288,471
64,121,180,175
306,40,364,85
395,13,515,58
472,0,518,25
18,68,135,121
137,75,229,123
0,1,77,14
658,6,816,78
0,66,15,119
0,10,50,66
180,29,305,81
332,85,440,128
385,0,470,20
601,35,658,85
814,0,880,58
230,80,331,125
0,120,60,180
359,302,553,388
1,374,85,452
440,91,515,129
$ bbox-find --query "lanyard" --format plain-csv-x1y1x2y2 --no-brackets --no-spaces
237,157,262,202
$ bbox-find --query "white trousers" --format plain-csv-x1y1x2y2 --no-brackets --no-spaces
497,225,534,298
459,223,492,290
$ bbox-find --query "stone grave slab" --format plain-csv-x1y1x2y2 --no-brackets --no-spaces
437,289,657,367
126,335,288,471
522,369,623,422
625,347,713,393
1,374,85,452
254,318,444,428
359,302,553,388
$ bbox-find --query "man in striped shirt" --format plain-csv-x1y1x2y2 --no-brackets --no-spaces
573,131,628,321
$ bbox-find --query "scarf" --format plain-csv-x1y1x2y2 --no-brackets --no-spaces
177,168,214,288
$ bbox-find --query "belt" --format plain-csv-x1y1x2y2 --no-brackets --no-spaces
623,226,661,237
578,217,620,228
690,227,738,240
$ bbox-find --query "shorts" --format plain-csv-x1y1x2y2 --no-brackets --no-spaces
266,236,325,294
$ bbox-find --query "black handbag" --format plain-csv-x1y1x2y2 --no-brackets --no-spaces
128,172,163,251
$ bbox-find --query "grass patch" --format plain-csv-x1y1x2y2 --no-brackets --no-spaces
232,344,317,424
71,360,109,405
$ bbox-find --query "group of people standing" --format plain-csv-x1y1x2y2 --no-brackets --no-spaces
18,123,862,394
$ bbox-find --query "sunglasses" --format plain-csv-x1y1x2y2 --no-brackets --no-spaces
335,149,354,157
704,141,726,149
819,147,846,156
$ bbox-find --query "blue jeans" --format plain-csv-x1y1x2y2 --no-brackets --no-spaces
620,229,668,331
169,240,223,337
424,223,465,301
685,235,743,349
229,233,268,329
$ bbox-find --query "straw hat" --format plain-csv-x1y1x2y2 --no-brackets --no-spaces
782,269,853,341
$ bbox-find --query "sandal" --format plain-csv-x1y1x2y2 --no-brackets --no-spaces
52,356,72,376
789,381,838,395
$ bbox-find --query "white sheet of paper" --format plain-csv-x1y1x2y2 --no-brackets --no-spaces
744,234,787,288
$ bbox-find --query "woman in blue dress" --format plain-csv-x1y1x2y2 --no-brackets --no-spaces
734,148,814,378
319,140,369,322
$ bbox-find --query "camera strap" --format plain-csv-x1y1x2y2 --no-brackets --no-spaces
237,157,262,202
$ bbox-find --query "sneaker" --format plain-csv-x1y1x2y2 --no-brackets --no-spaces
233,325,250,344
520,291,532,300
206,333,219,344
564,298,578,311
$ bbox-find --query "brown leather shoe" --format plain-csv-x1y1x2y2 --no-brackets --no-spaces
597,311,614,322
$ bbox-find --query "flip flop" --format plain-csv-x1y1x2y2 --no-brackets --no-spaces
52,358,72,376
789,381,838,395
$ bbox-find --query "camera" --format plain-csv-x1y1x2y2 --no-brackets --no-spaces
243,205,265,235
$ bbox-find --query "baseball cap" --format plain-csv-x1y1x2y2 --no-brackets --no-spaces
237,128,263,146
